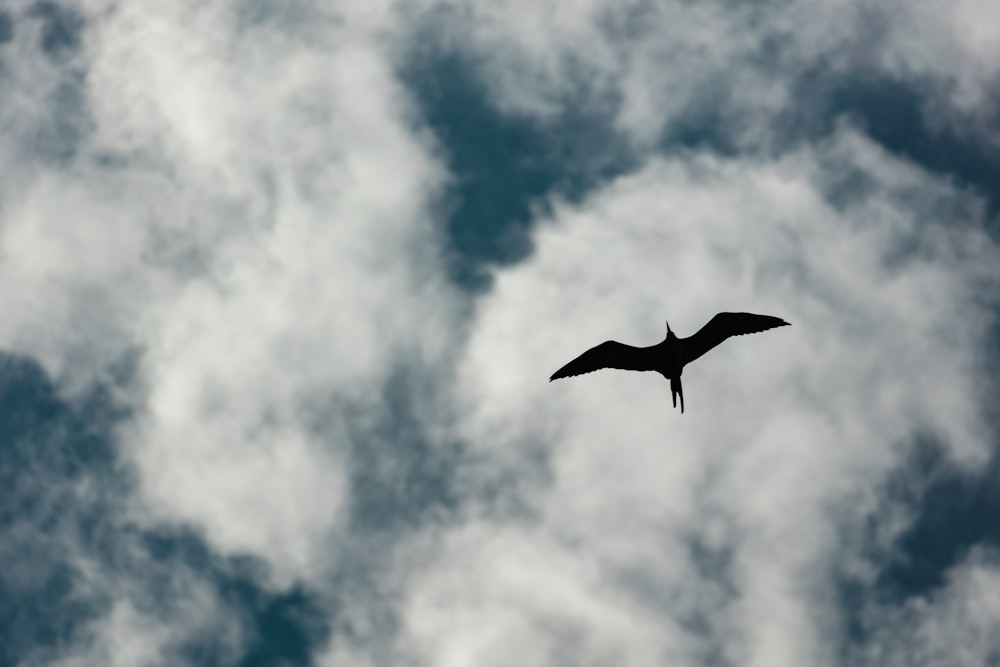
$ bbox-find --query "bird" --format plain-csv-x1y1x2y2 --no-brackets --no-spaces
549,312,789,413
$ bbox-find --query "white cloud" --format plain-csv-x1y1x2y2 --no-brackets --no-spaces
2,0,1000,665
400,522,697,667
859,551,1000,667
406,0,1000,151
39,557,246,667
878,0,1000,122
403,127,1000,667
2,0,461,586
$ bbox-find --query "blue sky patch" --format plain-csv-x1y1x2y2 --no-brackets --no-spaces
405,50,633,290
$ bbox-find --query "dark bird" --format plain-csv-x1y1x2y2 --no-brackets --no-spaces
549,312,789,413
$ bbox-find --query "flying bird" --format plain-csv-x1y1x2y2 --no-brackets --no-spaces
549,312,789,413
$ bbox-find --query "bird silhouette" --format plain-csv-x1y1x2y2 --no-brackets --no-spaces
549,312,789,413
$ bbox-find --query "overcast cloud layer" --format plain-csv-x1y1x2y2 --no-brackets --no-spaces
1,1,999,666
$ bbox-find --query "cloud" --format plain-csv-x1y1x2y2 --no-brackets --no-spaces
401,127,1000,667
876,0,1000,120
1,1,460,662
408,0,1000,162
42,566,246,667
1,0,999,665
857,551,1000,666
2,0,460,584
0,354,248,667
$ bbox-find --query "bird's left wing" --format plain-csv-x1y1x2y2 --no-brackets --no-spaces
681,312,789,365
549,341,654,381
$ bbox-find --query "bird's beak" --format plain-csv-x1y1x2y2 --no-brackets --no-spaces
665,320,671,333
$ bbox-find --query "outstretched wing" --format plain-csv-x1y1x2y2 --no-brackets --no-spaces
549,341,655,381
681,312,789,365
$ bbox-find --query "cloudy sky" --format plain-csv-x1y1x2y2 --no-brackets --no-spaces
2,1,1000,665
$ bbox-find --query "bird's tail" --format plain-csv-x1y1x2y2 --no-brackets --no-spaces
670,376,684,414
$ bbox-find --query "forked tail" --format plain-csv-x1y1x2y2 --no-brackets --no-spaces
670,376,685,414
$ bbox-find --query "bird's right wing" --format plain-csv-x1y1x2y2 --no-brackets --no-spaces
681,312,789,365
549,341,654,381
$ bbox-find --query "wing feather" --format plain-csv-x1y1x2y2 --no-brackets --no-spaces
681,312,789,366
549,341,655,381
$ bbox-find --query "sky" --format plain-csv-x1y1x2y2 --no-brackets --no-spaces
1,1,1000,666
